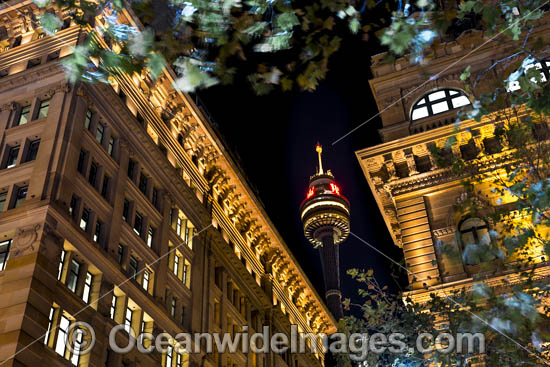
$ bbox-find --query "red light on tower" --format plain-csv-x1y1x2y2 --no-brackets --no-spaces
330,183,340,195
307,187,315,199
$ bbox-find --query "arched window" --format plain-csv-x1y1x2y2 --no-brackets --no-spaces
508,58,550,92
459,217,496,266
411,88,471,121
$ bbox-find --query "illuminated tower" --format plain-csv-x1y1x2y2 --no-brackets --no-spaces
300,144,350,320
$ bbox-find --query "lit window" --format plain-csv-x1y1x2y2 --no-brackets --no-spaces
82,272,93,303
508,59,550,92
124,307,133,334
134,211,143,236
166,345,173,367
4,145,20,168
147,226,155,248
25,139,40,162
410,89,471,121
80,208,90,232
16,105,31,126
110,295,117,320
173,254,180,277
66,259,80,292
0,239,11,271
55,315,70,356
171,298,177,317
38,99,50,119
69,195,78,218
94,220,103,243
459,217,496,266
44,307,55,345
183,261,190,288
176,217,183,236
13,186,27,208
57,249,66,280
143,269,150,291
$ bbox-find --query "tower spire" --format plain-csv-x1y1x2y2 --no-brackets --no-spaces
316,143,324,175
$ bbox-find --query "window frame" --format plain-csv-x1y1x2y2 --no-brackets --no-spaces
410,88,471,121
0,239,11,271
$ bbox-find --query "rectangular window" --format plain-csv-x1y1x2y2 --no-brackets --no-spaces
80,208,90,232
0,239,11,271
173,254,180,277
25,139,40,162
69,195,78,218
16,105,31,126
110,295,117,320
184,226,190,245
171,298,177,317
129,256,138,279
66,259,80,293
147,226,155,248
143,269,150,291
176,352,182,367
183,261,190,288
13,186,27,208
0,192,7,212
82,272,93,303
44,307,55,345
117,244,124,264
77,150,86,174
139,173,148,195
176,217,183,236
38,99,50,119
122,199,129,222
57,249,66,280
166,346,173,367
55,315,70,356
134,211,143,236
101,176,110,199
152,188,159,209
5,145,20,168
88,162,98,187
96,123,105,145
94,220,103,244
84,109,93,130
124,307,133,334
127,158,136,179
108,136,115,156
71,326,83,366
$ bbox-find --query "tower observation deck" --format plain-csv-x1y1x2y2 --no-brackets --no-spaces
299,144,350,320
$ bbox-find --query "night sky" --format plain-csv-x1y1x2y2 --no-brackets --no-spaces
198,33,406,310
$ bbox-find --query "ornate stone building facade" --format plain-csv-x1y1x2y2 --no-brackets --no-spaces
0,2,336,367
356,27,550,303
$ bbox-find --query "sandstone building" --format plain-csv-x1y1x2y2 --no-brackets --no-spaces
0,2,336,367
356,26,550,303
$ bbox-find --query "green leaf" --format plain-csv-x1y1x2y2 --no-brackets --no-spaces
460,65,471,81
276,12,300,31
39,13,63,36
146,52,166,79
